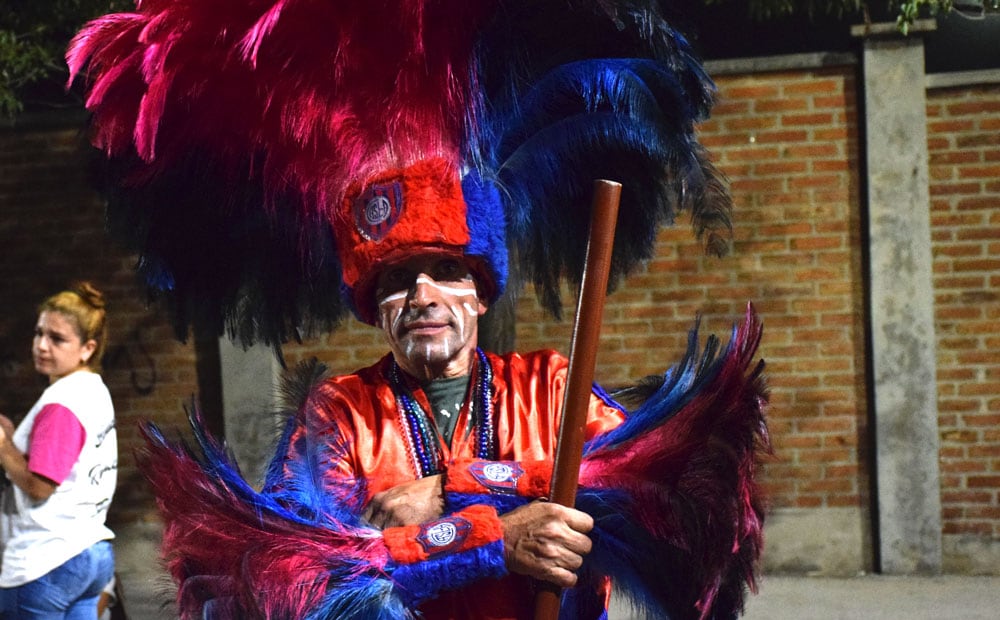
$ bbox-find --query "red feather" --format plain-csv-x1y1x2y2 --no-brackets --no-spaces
580,304,770,618
68,0,498,214
137,425,391,619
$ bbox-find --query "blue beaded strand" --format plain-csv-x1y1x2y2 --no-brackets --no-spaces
391,362,442,476
391,348,496,477
474,348,496,460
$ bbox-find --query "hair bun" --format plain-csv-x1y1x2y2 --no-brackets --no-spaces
73,281,106,310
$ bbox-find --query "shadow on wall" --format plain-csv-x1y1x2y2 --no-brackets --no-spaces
102,320,159,397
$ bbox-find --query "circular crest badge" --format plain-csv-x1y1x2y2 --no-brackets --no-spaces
416,516,471,555
482,462,514,483
426,522,458,547
353,181,404,241
469,461,524,493
365,195,392,226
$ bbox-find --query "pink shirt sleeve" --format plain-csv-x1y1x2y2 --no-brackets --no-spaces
28,403,87,485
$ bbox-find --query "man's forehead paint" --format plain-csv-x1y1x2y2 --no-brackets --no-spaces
378,276,479,305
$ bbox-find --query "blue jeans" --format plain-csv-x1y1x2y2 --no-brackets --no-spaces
0,540,115,620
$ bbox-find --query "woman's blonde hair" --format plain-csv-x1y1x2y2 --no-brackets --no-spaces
39,281,109,367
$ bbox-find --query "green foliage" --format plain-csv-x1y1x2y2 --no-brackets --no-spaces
708,0,956,29
705,0,865,21
0,0,129,117
896,1,954,34
0,30,52,117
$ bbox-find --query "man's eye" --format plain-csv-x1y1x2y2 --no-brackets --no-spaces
435,259,464,281
384,269,410,289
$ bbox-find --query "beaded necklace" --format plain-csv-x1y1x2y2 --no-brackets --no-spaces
390,348,496,477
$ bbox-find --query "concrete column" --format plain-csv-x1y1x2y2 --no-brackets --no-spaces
218,338,283,487
853,20,942,574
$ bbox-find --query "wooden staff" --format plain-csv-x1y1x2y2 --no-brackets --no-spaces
534,179,622,620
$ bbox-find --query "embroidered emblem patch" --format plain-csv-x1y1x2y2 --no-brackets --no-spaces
353,181,404,241
417,516,471,556
469,461,524,494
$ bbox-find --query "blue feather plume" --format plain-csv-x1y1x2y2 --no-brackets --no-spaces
470,2,732,317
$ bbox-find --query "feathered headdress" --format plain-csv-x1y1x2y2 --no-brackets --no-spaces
67,0,731,342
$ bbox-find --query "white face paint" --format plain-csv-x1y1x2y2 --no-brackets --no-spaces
375,255,488,380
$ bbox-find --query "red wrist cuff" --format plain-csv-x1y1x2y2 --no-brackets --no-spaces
383,504,503,564
445,459,551,498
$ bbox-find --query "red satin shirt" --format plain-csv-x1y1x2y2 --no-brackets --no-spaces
276,348,625,619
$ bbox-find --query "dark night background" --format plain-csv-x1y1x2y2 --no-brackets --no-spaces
15,3,1000,117
667,1,1000,73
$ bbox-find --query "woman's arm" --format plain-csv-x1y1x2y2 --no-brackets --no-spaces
0,414,59,501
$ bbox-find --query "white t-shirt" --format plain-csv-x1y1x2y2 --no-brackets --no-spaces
0,371,117,587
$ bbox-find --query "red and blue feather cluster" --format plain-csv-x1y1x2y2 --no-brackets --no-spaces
138,304,768,619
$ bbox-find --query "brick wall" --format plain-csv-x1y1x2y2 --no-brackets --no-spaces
692,69,870,513
927,84,1000,539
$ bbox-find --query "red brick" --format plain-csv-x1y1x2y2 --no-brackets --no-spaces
783,78,843,96
725,84,782,99
788,174,843,190
928,119,976,133
756,97,810,113
782,112,836,126
794,497,824,508
826,495,863,507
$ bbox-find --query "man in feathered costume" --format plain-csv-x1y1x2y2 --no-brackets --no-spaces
68,1,770,618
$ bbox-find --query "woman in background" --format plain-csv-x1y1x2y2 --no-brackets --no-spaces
0,282,117,619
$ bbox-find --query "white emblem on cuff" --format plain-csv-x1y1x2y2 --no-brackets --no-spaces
482,462,514,483
425,521,458,547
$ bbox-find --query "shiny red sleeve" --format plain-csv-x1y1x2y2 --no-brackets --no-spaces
446,350,625,499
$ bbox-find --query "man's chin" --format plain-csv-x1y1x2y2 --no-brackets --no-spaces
403,348,448,365
399,338,455,362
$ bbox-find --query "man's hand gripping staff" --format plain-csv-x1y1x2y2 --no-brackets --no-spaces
534,179,621,619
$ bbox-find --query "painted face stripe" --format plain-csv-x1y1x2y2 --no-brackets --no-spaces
380,291,408,305
414,276,478,297
378,276,478,306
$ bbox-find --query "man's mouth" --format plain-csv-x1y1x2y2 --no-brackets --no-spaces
402,319,450,335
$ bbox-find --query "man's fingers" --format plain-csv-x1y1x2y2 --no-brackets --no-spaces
362,475,445,528
561,505,594,535
362,506,385,529
544,565,579,589
561,527,592,557
500,501,597,587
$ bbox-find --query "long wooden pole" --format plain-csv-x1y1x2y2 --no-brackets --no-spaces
534,179,622,620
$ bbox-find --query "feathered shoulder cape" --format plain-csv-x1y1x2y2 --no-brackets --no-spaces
139,305,769,619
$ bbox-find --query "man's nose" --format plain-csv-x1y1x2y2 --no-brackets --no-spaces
408,273,439,307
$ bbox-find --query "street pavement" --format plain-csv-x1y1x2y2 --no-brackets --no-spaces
739,574,1000,620
113,521,1000,619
